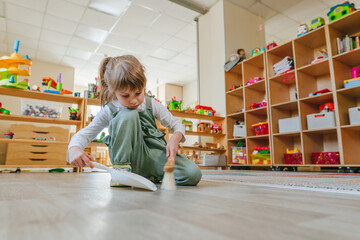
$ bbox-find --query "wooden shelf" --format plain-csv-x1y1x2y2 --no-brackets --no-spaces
244,79,266,91
299,92,333,104
0,139,69,145
228,164,272,167
328,9,360,34
169,110,224,121
246,106,267,115
296,59,329,76
302,127,337,134
341,124,360,131
269,69,295,83
0,87,82,104
332,47,360,66
243,52,264,66
88,142,106,147
271,100,298,110
228,62,242,74
0,114,82,125
273,132,300,137
183,131,226,137
226,87,243,96
179,146,226,152
247,134,269,139
294,26,326,49
227,137,245,142
0,165,71,168
266,40,293,56
86,98,101,106
226,111,244,118
337,85,360,97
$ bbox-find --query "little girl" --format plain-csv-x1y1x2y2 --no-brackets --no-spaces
67,55,202,187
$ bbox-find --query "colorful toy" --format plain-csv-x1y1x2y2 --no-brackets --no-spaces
68,107,80,120
311,55,326,64
251,47,265,56
282,71,295,83
308,88,330,97
327,1,356,23
345,66,360,88
251,146,270,164
319,102,334,112
286,148,301,154
0,102,10,115
42,74,73,95
0,40,31,89
230,85,241,91
197,122,211,133
246,77,263,85
252,122,269,136
74,92,81,97
85,77,100,98
182,119,193,131
166,97,182,111
267,41,277,50
4,132,14,139
194,105,215,116
184,107,193,113
92,132,105,143
224,49,246,72
309,17,325,31
351,66,360,78
210,122,222,134
250,99,267,109
297,24,308,37
31,85,40,91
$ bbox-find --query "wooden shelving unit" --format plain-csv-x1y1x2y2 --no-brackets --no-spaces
225,10,360,168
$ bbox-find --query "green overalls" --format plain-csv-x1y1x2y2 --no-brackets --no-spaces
102,96,202,186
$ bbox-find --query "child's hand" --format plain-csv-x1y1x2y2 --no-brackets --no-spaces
68,146,94,168
166,132,183,163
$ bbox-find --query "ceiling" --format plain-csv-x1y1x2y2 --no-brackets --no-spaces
1,0,360,89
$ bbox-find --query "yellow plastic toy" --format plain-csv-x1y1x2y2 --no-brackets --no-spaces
0,40,31,89
286,148,301,154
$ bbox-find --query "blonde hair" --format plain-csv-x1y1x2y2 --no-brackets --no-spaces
99,55,146,105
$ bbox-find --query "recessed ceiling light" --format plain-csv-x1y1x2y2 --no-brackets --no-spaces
89,0,130,17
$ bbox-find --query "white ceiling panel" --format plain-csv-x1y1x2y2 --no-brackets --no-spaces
38,41,67,55
151,48,178,60
175,24,196,42
75,24,108,43
227,0,256,9
81,8,118,31
275,24,299,41
261,0,299,12
170,53,194,65
88,53,105,64
17,47,36,58
47,0,86,22
7,20,41,40
6,3,44,27
67,0,91,7
43,15,78,35
248,2,277,20
164,3,199,22
40,29,72,46
111,21,146,39
69,37,99,52
62,56,86,68
151,14,187,35
120,3,160,27
183,44,197,57
138,28,171,46
0,17,6,31
36,50,63,64
89,0,129,17
104,33,134,50
133,0,172,12
66,48,92,60
7,0,47,12
283,0,327,23
7,33,39,50
264,14,297,35
128,39,157,56
163,37,192,52
97,45,126,57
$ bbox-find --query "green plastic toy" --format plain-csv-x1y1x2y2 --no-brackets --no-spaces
327,1,356,23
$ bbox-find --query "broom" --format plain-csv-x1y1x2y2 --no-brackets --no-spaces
161,157,176,190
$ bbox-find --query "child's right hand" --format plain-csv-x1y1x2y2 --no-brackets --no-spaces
68,146,94,168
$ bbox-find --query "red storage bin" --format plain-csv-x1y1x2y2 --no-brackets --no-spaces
251,122,269,136
284,153,303,164
312,152,340,165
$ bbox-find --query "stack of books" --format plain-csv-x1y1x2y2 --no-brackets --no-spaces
336,35,360,54
273,56,294,75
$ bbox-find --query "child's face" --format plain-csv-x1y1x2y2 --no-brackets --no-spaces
115,87,145,109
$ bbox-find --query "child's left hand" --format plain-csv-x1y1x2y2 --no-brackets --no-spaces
166,132,183,163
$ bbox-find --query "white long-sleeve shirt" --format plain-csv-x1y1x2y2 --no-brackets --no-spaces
68,97,185,152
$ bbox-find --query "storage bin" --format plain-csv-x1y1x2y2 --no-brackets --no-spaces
231,147,247,164
198,154,226,166
252,122,269,136
233,124,246,137
279,117,300,133
312,152,340,165
284,153,303,164
307,112,335,130
349,106,360,125
251,153,270,165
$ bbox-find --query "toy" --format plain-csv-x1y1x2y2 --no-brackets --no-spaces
194,105,215,116
224,49,246,72
327,1,356,23
86,77,100,98
42,74,73,95
166,97,182,111
250,99,267,109
251,146,270,164
74,92,81,97
351,66,360,78
92,132,105,143
182,119,193,131
319,102,334,112
344,77,360,88
309,17,325,31
297,24,308,37
0,40,31,89
184,107,193,113
197,122,211,133
230,85,241,91
0,102,10,115
267,41,277,50
252,122,269,136
4,132,14,139
251,47,265,56
31,85,40,91
311,55,326,64
286,148,301,154
308,88,330,97
246,77,263,85
68,107,80,120
210,122,222,134
282,71,295,83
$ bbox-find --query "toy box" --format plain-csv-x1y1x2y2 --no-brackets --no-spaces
251,153,271,165
231,147,247,164
233,124,246,137
307,112,335,130
279,116,300,133
252,122,269,136
198,154,226,166
349,106,360,125
284,153,303,164
312,152,340,165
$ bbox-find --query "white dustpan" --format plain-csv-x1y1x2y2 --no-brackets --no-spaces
91,162,157,191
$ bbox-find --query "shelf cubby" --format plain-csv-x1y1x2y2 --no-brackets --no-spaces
336,86,360,126
294,26,327,68
225,62,243,91
268,71,297,105
226,113,245,139
244,82,267,111
243,53,266,84
273,133,302,165
341,125,360,165
266,41,294,78
297,60,332,99
245,110,268,138
332,48,360,90
302,129,340,165
270,101,299,134
246,137,271,165
226,92,244,114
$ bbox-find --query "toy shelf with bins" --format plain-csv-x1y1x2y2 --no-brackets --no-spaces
272,132,302,165
0,87,85,168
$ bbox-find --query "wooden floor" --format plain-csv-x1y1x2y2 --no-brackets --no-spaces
1,172,360,240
